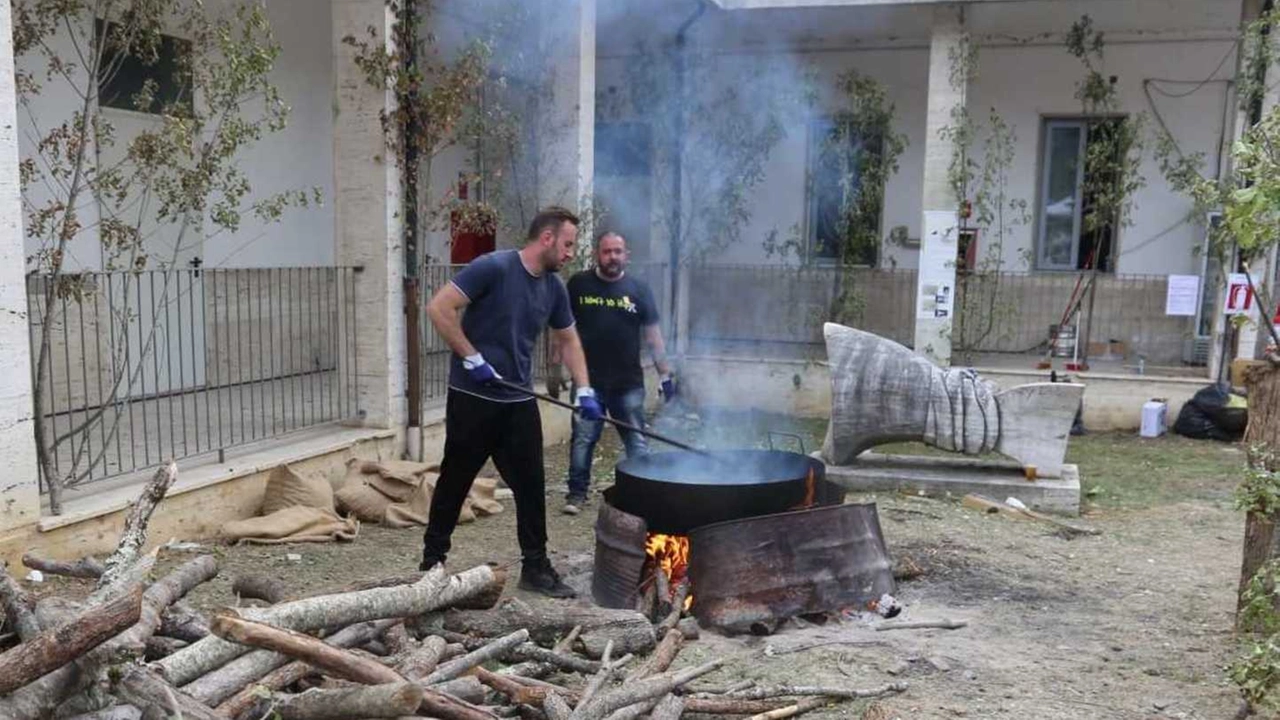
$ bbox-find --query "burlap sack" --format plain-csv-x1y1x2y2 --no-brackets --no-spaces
384,472,477,527
221,506,359,545
468,476,504,516
364,471,419,503
260,464,335,516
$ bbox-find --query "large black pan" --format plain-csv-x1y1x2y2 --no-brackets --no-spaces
605,449,824,535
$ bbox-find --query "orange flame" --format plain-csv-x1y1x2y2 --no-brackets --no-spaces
645,533,693,611
802,467,816,508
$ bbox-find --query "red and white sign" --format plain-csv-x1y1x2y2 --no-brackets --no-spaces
1225,273,1255,315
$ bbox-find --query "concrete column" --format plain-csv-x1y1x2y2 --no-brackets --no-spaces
912,4,966,366
0,0,40,531
537,0,596,211
332,0,406,433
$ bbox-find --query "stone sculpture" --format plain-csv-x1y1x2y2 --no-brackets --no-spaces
822,323,1084,478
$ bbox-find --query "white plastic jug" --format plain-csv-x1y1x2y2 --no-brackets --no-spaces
1140,399,1167,438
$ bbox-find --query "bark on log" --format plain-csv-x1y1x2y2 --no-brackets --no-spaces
113,664,222,720
682,698,799,715
195,620,395,708
86,550,157,607
544,693,574,720
650,694,684,720
395,634,449,680
501,625,583,680
210,613,404,685
573,660,724,720
422,629,530,685
22,552,105,579
0,561,41,641
61,706,143,720
445,633,602,676
432,675,487,704
0,585,142,694
0,555,218,720
633,629,683,681
1240,367,1280,618
443,599,654,658
262,682,425,720
98,461,177,592
675,618,700,640
145,635,189,661
727,684,908,701
232,573,290,604
656,580,689,639
574,641,616,712
383,623,413,655
874,619,966,631
161,565,492,686
746,696,830,720
158,602,211,643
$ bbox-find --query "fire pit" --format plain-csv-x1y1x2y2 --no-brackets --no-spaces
592,445,895,634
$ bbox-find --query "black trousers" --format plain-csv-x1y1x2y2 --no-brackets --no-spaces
422,390,547,566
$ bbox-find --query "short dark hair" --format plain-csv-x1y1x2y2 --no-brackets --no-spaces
594,231,624,250
526,206,580,242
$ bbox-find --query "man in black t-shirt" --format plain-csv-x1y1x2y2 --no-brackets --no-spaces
562,231,675,515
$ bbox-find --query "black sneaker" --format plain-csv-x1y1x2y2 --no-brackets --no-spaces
519,560,576,599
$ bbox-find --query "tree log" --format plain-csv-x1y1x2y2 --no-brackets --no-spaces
160,564,492,685
432,675,487,704
545,693,574,720
113,664,222,720
22,552,105,579
633,629,682,681
575,641,616,712
650,694,684,720
422,629,530,685
98,461,177,592
145,635,189,661
0,561,41,642
501,625,583,680
656,580,689,639
232,573,290,604
395,634,449,680
60,706,143,720
0,555,217,720
747,696,830,720
728,683,908,701
443,599,654,658
874,619,966,632
194,620,395,708
259,682,425,720
0,585,142,694
158,601,211,643
210,613,404,685
574,660,724,720
445,633,602,676
383,623,413,654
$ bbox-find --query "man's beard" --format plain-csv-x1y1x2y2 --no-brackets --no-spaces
598,261,623,278
542,248,563,272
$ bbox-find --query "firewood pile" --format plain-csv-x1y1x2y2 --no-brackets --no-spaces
0,463,907,719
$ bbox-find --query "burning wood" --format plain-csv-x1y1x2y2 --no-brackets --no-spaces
644,533,693,615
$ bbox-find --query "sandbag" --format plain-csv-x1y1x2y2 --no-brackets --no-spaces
221,506,359,545
260,464,335,516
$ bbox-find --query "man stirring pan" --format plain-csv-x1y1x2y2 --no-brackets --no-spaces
422,207,603,598
562,231,675,516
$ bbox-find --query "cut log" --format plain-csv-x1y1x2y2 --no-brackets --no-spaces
395,634,449,680
633,629,682,681
0,585,142,694
874,619,967,632
210,613,403,685
160,564,492,685
232,573,290,604
676,618,700,640
60,706,143,720
432,675,487,704
682,698,799,715
194,620,395,708
158,602,211,643
145,633,189,661
728,683,908,701
113,664,222,720
544,692,574,720
0,555,217,720
574,641,616,712
501,625,583,680
650,694,684,720
422,629,530,685
98,461,177,592
576,660,724,720
747,696,830,720
656,580,689,639
444,633,603,676
85,549,157,607
0,561,41,641
261,682,425,720
22,552,106,579
384,623,413,655
443,599,654,658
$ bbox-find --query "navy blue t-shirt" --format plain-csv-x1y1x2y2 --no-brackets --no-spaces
448,250,574,402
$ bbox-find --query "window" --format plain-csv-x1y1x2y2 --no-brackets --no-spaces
807,117,881,266
96,19,192,115
1036,118,1123,272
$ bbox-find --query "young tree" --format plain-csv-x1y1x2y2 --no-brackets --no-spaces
18,0,316,513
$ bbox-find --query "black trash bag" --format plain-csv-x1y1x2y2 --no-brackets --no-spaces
1174,385,1246,441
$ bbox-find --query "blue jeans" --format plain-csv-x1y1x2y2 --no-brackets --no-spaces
567,386,648,499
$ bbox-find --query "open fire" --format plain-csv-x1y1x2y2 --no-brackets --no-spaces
645,533,693,611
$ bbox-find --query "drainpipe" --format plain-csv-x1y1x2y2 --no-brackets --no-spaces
669,0,707,356
402,0,424,460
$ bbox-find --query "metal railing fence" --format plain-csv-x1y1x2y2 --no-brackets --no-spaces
27,267,359,489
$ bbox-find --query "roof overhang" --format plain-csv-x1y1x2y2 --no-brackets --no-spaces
709,0,1028,8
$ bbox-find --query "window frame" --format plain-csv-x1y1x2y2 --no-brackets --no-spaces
804,115,881,268
1036,118,1089,272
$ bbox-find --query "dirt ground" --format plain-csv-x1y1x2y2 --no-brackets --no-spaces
86,409,1247,719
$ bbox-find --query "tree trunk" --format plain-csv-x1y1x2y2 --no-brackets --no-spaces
0,585,143,694
394,634,449,680
210,614,405,685
1239,366,1280,620
0,562,42,641
160,565,492,685
113,665,223,720
22,552,106,579
188,620,395,707
257,682,424,720
442,599,655,658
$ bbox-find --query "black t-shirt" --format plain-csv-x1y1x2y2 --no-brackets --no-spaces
448,250,575,402
567,270,659,391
